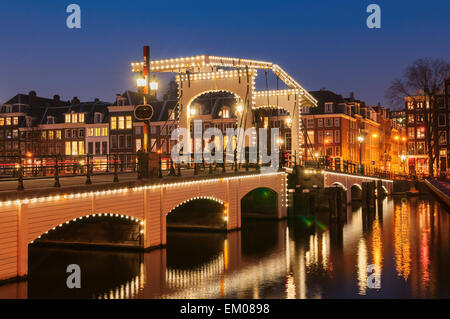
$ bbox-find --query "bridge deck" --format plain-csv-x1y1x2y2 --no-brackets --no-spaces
0,168,268,202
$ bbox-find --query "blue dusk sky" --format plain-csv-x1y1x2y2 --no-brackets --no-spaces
0,0,449,109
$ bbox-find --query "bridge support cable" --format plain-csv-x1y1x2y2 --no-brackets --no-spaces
300,118,316,163
234,70,250,165
149,91,183,154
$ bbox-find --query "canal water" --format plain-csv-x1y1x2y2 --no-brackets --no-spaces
0,195,448,299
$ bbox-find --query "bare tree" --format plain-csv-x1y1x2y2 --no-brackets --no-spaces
386,58,450,176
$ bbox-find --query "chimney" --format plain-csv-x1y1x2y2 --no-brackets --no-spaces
94,98,99,103
349,92,355,101
53,94,61,105
28,91,37,106
71,96,80,105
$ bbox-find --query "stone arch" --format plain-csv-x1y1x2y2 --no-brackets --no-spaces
350,184,362,201
166,196,228,231
332,182,348,191
29,213,143,245
240,187,279,219
165,195,226,216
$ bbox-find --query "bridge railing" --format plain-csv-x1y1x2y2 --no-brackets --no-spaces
0,154,138,179
298,156,397,180
0,153,267,191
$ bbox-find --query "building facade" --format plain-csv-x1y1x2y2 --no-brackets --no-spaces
404,78,449,177
301,90,407,175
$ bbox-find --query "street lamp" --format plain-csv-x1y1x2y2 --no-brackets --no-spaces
277,137,284,146
150,75,158,92
285,117,292,127
136,76,146,90
236,104,243,114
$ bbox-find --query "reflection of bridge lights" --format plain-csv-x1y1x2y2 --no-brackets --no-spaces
166,254,225,289
394,201,411,280
357,238,368,295
97,261,145,299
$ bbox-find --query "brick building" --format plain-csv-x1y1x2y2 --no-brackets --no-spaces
404,78,449,177
301,90,407,174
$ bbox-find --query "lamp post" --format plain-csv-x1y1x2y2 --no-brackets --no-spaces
357,135,364,174
135,46,159,154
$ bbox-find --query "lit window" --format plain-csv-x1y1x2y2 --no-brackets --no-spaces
417,127,425,139
335,146,340,157
102,128,108,136
126,116,132,129
56,130,62,140
79,141,85,155
118,116,125,130
65,114,71,123
111,117,117,130
334,118,340,127
71,141,78,155
334,130,340,143
13,117,18,125
65,142,71,155
88,128,94,137
48,130,54,140
41,131,46,140
95,127,101,136
6,117,11,125
0,118,4,126
222,109,230,119
78,113,84,123
71,113,78,123
136,139,142,152
439,131,447,145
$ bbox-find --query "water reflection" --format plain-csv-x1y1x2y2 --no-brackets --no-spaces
394,199,411,280
0,196,448,299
